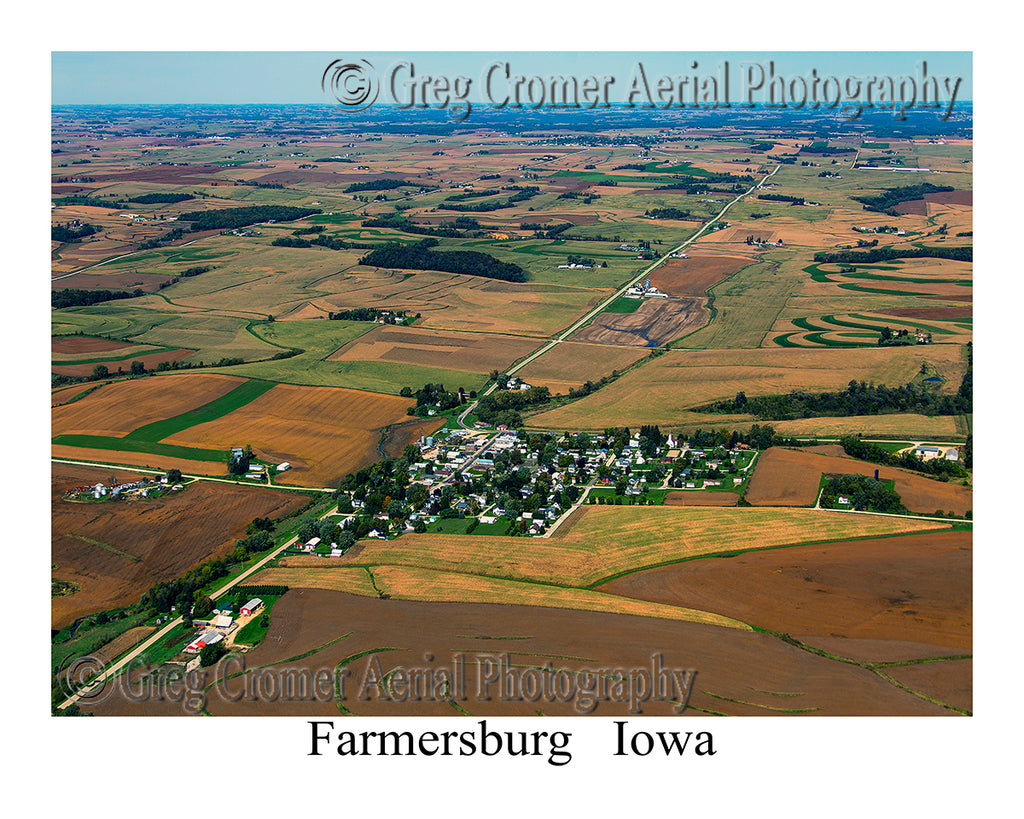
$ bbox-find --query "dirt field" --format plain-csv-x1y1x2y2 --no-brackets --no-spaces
597,529,971,650
663,491,739,506
163,383,434,487
52,336,141,357
328,325,543,374
745,447,973,515
648,252,756,297
515,342,649,394
52,373,248,438
51,463,309,629
570,297,709,347
88,587,959,716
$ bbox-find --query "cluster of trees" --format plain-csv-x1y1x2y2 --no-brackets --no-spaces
819,474,907,514
228,445,254,476
344,179,414,193
292,225,326,236
52,222,99,243
852,183,954,215
644,207,698,221
359,239,528,282
138,226,187,249
405,382,464,415
757,193,805,205
838,436,969,479
52,196,125,209
363,213,481,238
157,265,214,289
444,188,501,201
327,307,416,323
52,288,142,309
474,386,552,427
697,373,972,421
440,186,539,212
813,244,972,265
127,192,194,204
878,326,928,346
176,205,321,232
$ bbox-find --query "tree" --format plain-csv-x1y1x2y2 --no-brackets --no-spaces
92,364,109,380
165,468,182,483
199,642,228,667
129,360,146,376
192,594,213,618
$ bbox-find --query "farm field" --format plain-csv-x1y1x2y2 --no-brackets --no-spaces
89,588,958,717
270,506,949,591
596,529,971,650
515,341,650,394
570,296,709,347
327,325,544,388
163,382,438,486
745,446,973,515
51,462,309,629
526,344,967,431
51,104,974,721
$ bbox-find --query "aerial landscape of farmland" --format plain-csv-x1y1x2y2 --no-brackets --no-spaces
49,50,975,739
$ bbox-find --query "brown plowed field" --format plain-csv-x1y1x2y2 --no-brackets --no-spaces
798,635,967,664
745,447,973,515
597,530,971,650
570,297,708,347
328,325,542,374
648,253,754,297
925,190,973,206
883,658,972,712
163,383,437,486
52,373,248,438
51,463,308,629
52,336,141,357
88,588,956,716
663,491,739,506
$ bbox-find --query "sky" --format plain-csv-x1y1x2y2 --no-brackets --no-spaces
51,51,972,106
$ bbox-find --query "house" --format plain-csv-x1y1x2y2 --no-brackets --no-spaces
240,598,264,617
212,614,233,630
304,537,321,552
276,462,291,472
945,448,960,462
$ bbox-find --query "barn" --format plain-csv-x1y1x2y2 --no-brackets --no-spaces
241,598,264,617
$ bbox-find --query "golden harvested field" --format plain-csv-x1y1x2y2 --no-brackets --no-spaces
771,413,963,440
318,506,948,589
746,447,973,515
51,373,247,438
515,342,649,394
52,383,99,406
163,383,435,486
527,345,967,430
327,324,543,375
252,564,750,630
313,268,570,336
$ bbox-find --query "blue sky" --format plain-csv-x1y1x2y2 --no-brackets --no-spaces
52,52,972,105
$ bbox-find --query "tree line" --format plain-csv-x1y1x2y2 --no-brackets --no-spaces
813,244,972,264
177,204,321,232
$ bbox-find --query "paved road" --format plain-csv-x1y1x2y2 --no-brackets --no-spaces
456,164,781,429
56,504,337,711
